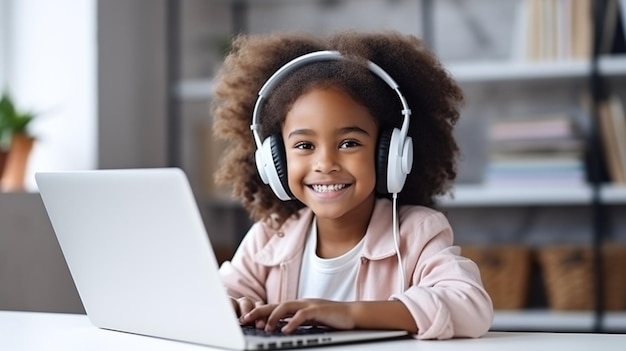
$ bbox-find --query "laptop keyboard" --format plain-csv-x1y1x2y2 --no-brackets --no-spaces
241,324,333,337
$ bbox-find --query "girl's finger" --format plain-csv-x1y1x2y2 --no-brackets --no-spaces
242,303,274,326
281,309,311,334
238,298,256,317
264,302,301,332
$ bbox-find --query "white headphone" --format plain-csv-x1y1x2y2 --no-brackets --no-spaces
249,50,413,201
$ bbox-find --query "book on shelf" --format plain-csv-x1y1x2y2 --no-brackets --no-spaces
485,157,586,186
596,94,626,184
511,0,592,62
488,114,579,141
484,112,586,186
489,138,584,154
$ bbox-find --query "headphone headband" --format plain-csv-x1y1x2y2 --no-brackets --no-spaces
250,50,412,152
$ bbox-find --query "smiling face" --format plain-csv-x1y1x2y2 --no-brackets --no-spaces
282,86,378,224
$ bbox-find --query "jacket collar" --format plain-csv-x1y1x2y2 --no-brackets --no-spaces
253,209,314,266
254,198,398,266
361,198,398,260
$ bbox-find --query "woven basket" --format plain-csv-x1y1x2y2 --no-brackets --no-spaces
537,245,626,311
461,245,532,310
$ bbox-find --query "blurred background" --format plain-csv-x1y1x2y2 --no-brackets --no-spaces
1,0,625,333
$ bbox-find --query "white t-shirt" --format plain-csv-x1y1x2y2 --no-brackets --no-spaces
297,219,365,301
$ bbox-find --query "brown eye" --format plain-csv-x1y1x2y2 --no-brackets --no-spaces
294,141,314,150
339,140,361,149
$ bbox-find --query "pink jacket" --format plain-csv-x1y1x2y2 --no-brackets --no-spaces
219,198,493,339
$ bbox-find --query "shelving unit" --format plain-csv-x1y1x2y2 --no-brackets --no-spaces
447,54,626,83
173,55,626,100
439,182,626,333
492,310,626,333
437,184,593,207
166,0,626,334
432,0,626,334
493,310,598,332
600,184,626,203
437,183,626,207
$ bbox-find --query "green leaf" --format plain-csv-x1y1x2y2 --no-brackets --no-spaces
0,91,37,149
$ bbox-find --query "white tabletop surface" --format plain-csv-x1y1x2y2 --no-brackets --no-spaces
2,310,625,351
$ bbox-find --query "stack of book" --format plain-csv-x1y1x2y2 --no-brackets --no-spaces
484,114,586,186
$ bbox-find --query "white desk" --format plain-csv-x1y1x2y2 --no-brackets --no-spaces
2,310,625,351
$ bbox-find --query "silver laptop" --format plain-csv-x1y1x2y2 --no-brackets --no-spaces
35,168,409,350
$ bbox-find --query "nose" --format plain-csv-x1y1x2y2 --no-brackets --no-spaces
314,147,340,173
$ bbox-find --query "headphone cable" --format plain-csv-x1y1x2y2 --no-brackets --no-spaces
392,193,406,292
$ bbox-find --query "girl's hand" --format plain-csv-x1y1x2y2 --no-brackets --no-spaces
240,299,355,333
231,297,266,326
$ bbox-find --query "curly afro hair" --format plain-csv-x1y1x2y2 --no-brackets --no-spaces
211,30,463,227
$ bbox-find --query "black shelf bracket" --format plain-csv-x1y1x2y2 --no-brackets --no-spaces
589,0,610,333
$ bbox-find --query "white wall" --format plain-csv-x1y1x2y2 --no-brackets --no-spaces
0,0,9,88
3,0,97,190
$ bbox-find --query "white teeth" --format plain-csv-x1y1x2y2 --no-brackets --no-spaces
311,184,347,193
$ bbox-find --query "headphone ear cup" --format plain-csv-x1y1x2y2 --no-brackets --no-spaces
269,134,293,199
377,128,413,194
256,135,293,201
376,128,393,194
387,128,413,194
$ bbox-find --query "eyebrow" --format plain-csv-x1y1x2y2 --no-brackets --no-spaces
287,126,371,139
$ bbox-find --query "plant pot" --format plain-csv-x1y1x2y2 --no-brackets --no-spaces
0,149,8,179
0,133,35,192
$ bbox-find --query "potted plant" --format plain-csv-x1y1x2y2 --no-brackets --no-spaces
0,91,37,192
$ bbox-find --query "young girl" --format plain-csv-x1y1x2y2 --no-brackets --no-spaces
211,30,493,340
